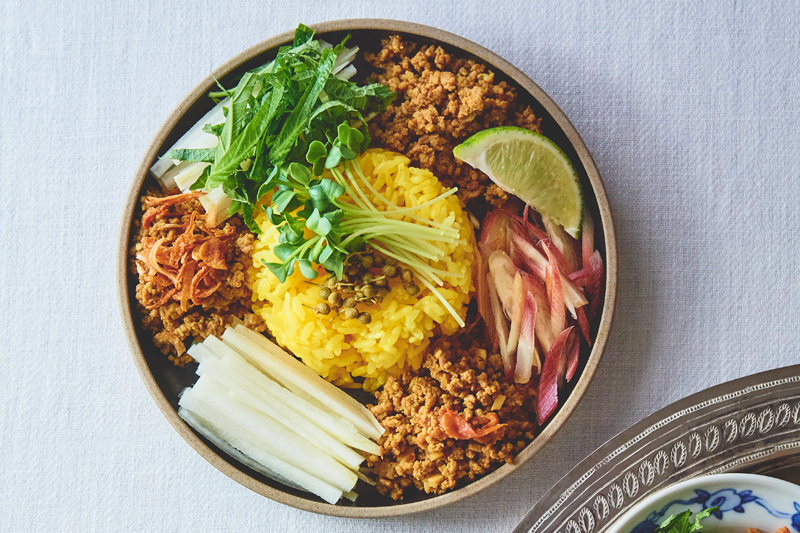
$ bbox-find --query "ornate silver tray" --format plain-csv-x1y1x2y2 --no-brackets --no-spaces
514,365,800,533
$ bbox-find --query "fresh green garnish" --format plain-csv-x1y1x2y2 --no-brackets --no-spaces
653,507,719,533
260,155,461,288
166,24,394,235
165,25,466,325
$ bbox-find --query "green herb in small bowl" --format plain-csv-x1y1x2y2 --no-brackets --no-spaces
653,507,719,533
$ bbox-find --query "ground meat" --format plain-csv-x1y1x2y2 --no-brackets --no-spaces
129,188,265,365
365,36,543,208
366,334,537,500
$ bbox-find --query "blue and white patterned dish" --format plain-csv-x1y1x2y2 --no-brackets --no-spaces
607,473,800,533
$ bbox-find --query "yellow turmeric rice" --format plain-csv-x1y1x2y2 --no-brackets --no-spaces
249,149,475,391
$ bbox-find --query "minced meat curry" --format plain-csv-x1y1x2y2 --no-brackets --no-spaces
366,335,537,500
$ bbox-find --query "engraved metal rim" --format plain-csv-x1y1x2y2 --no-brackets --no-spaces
513,365,800,533
116,19,618,518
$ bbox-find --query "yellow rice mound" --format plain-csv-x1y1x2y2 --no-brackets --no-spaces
249,149,475,391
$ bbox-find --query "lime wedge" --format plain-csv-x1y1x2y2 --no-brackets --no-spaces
454,127,583,238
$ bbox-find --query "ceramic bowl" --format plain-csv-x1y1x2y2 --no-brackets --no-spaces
117,19,618,517
512,364,800,533
607,474,800,533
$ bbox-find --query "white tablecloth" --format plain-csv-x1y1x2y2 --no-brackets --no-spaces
2,1,799,531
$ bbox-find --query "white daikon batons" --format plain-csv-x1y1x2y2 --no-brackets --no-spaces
231,324,385,439
223,326,384,441
178,379,349,504
178,324,384,504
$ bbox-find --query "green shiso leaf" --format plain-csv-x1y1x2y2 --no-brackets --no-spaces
217,72,259,155
206,84,285,189
293,23,315,47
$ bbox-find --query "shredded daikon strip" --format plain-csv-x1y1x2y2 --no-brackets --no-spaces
180,325,388,503
173,162,210,191
151,102,226,179
178,385,345,503
202,335,379,455
178,407,307,492
335,64,357,81
230,325,384,440
197,186,232,228
182,376,357,492
186,342,215,363
197,355,365,468
222,329,380,440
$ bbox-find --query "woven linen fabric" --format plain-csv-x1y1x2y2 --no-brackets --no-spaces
1,1,799,531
